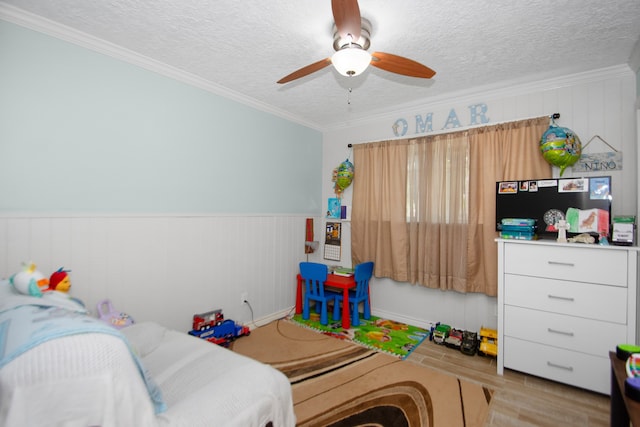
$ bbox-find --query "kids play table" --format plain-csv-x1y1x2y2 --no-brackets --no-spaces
296,273,356,329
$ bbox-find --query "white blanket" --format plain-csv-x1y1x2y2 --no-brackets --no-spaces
0,277,295,427
0,280,166,415
123,322,296,427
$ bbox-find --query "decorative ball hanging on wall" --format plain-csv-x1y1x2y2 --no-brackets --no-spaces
539,116,582,177
333,159,354,196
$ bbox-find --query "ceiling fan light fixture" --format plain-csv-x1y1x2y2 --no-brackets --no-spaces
331,47,372,77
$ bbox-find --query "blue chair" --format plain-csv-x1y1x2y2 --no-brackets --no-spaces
300,262,335,325
333,261,374,327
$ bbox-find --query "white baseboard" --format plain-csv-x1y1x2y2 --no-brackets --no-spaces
247,306,296,330
371,308,438,331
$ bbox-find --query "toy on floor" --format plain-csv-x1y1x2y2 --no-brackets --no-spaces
445,328,463,349
460,330,479,356
192,308,224,331
478,326,498,357
432,324,451,345
188,309,250,347
96,299,135,329
9,262,49,296
428,322,440,341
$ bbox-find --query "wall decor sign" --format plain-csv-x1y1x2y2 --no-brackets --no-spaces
573,135,622,173
392,103,490,137
574,152,622,173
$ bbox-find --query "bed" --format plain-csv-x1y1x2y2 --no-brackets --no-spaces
0,279,295,427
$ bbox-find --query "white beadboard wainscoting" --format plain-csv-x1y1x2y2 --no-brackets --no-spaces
0,214,314,331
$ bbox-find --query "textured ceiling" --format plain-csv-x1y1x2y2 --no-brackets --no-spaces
2,0,640,130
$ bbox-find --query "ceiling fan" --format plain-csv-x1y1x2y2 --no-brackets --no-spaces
277,0,436,84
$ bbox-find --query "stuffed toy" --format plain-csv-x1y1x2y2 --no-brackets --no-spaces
97,299,135,329
9,262,50,297
50,267,72,292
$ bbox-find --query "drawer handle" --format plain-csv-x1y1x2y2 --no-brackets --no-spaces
547,328,574,337
547,361,574,372
547,294,575,302
547,261,575,267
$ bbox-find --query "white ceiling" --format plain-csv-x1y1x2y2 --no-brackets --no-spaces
2,0,640,130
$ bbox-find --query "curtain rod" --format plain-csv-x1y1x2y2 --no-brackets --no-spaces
346,113,560,148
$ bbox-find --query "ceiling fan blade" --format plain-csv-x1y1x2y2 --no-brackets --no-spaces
277,58,332,84
370,52,436,79
332,0,361,42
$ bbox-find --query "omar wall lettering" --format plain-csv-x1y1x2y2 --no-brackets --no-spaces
392,103,490,137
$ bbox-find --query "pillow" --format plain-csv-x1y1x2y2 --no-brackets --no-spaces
120,321,167,358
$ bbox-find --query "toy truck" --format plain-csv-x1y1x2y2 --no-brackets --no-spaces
478,326,498,357
460,330,479,356
192,309,224,331
432,324,451,345
189,319,250,347
445,328,463,349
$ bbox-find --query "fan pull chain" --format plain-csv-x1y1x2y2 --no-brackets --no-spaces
347,87,352,105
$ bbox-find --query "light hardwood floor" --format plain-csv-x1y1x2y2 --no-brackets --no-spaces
405,340,610,426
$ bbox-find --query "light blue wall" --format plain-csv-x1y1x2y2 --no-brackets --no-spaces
0,21,322,214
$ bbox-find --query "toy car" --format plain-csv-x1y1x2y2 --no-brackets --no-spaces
432,324,451,345
192,309,224,331
460,330,479,356
189,318,251,347
478,326,498,357
428,322,440,341
445,328,463,349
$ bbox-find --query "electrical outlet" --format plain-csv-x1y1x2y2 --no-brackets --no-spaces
241,292,248,305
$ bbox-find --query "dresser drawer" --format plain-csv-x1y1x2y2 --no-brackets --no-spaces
504,274,627,323
503,337,609,394
503,306,626,356
503,243,627,286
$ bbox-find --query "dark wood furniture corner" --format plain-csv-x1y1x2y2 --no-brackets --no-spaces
611,351,640,426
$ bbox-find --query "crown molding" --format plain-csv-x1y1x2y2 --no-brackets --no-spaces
0,3,322,131
327,64,634,131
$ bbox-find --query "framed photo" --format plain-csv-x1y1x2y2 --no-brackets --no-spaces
590,177,610,199
558,178,588,192
498,182,517,194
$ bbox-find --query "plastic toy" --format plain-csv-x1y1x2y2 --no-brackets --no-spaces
9,262,49,297
49,267,72,292
460,330,479,356
428,322,440,341
192,309,224,331
445,328,463,349
96,299,135,329
626,353,640,378
478,326,498,357
189,319,250,347
432,324,451,345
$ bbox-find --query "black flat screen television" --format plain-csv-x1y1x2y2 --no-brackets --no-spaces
495,176,612,237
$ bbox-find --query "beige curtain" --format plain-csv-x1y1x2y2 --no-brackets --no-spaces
351,116,551,296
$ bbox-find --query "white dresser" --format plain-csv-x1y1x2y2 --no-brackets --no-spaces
496,239,639,394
